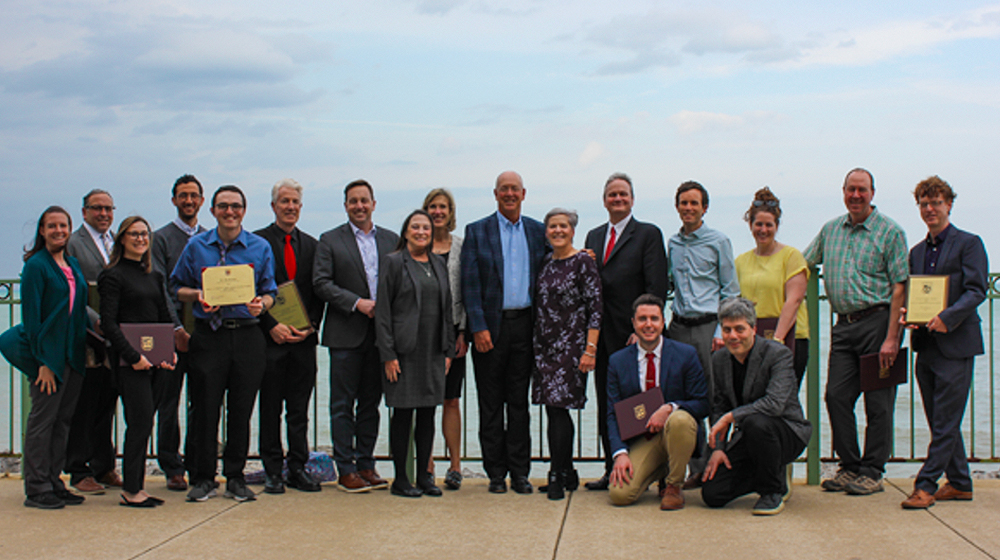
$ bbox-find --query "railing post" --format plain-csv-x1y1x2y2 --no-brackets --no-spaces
806,269,821,485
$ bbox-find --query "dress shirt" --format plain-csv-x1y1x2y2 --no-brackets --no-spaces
497,210,531,310
923,224,952,275
612,338,670,459
350,222,379,305
83,221,113,264
169,227,278,321
803,208,908,314
172,216,201,238
603,213,632,257
668,224,739,318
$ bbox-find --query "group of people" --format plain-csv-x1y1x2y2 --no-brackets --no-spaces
2,167,986,516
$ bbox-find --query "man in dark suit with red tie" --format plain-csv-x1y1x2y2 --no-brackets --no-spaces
606,294,708,510
583,172,668,491
901,176,988,509
254,179,325,494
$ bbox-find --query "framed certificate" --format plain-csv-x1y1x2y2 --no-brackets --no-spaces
269,281,311,330
202,264,256,307
906,275,949,325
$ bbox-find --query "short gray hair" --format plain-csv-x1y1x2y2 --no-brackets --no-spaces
604,172,634,197
544,207,578,228
718,297,756,328
272,178,303,203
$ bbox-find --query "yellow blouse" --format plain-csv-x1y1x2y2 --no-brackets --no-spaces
735,244,809,339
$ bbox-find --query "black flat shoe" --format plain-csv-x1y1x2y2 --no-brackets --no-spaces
488,478,507,494
146,495,165,505
511,476,533,495
390,482,423,498
119,495,157,508
418,475,442,497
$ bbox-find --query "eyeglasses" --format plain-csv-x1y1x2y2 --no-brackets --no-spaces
752,200,779,208
124,231,150,240
215,203,245,211
918,200,947,209
85,205,115,213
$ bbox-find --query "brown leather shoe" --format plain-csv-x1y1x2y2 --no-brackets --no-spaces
934,483,973,501
660,484,684,510
357,469,389,490
167,474,188,491
338,472,373,493
99,471,124,488
901,488,935,509
682,471,703,490
72,476,106,495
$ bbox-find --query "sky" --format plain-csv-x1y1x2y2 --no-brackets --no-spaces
2,0,999,278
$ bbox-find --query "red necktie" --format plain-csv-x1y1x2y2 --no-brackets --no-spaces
284,233,297,280
604,227,616,265
645,352,656,391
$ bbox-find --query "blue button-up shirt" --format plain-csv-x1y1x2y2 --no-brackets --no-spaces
351,222,380,303
170,227,278,320
498,211,531,309
668,224,740,318
923,224,952,275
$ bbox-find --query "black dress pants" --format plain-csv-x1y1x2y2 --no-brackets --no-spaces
187,322,266,483
153,349,187,478
65,364,118,484
119,365,165,494
259,340,317,476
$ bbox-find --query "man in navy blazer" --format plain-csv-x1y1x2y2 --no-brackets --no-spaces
583,172,669,491
606,294,708,510
461,170,547,494
901,176,988,509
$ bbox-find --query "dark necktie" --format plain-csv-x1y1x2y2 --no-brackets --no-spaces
284,233,297,280
645,352,656,391
604,227,617,265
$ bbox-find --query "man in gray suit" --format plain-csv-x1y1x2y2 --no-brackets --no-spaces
313,179,399,492
64,189,122,494
701,297,811,516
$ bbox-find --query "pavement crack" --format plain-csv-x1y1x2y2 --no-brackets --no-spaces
886,479,998,560
127,501,243,560
551,490,572,560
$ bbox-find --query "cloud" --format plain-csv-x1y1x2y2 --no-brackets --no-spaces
668,110,780,135
578,141,606,166
414,0,466,15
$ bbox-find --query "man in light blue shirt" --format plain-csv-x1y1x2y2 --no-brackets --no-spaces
667,180,739,487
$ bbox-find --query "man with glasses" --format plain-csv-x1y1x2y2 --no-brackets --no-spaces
65,189,123,494
171,185,277,502
151,174,207,491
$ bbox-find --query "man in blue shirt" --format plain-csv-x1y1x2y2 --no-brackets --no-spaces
171,185,277,503
461,171,547,494
667,180,739,487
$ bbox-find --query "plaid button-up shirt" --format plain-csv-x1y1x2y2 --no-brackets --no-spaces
803,208,908,315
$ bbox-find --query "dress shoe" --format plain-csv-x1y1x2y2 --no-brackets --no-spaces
357,469,389,490
564,469,580,492
120,495,157,508
417,474,443,497
53,489,85,505
99,471,124,488
659,484,684,511
584,473,609,491
391,480,423,498
901,488,935,509
264,474,286,494
681,471,703,490
24,492,65,509
287,469,322,492
166,474,188,491
337,472,373,493
488,477,507,493
72,476,106,495
934,483,973,501
511,476,533,494
546,471,565,501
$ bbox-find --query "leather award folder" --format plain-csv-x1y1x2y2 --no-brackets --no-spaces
860,347,908,392
614,388,665,441
120,323,175,366
756,317,795,354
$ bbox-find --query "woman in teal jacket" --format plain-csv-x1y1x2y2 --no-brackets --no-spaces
18,206,89,509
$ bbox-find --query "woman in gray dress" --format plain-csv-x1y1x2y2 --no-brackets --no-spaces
375,210,455,498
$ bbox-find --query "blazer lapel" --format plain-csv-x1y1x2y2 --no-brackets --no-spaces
743,338,767,404
594,224,609,264
337,225,366,283
608,219,636,264
911,239,926,274
77,227,105,266
485,214,504,279
402,251,422,311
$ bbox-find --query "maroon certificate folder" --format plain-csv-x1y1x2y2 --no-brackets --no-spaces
756,317,795,354
614,388,665,441
119,323,175,367
860,347,908,392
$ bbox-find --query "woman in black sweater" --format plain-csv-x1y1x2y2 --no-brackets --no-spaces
98,216,176,507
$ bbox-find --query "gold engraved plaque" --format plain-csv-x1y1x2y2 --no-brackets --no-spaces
269,281,311,330
202,264,256,307
906,275,949,325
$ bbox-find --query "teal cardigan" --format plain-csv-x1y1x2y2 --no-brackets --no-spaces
5,250,88,383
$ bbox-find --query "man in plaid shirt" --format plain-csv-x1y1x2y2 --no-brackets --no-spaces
803,168,908,496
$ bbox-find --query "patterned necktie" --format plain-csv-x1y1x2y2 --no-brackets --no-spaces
102,234,113,264
209,243,231,331
645,352,656,391
284,233,297,280
604,226,616,265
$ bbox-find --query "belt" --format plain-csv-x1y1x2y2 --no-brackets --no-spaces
502,308,531,320
196,318,260,329
837,304,889,324
672,313,717,328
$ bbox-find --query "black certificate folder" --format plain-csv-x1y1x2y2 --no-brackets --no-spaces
120,323,175,366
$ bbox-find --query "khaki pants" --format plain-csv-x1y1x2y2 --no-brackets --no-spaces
609,409,698,506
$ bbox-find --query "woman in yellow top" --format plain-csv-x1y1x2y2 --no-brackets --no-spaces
734,187,809,386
